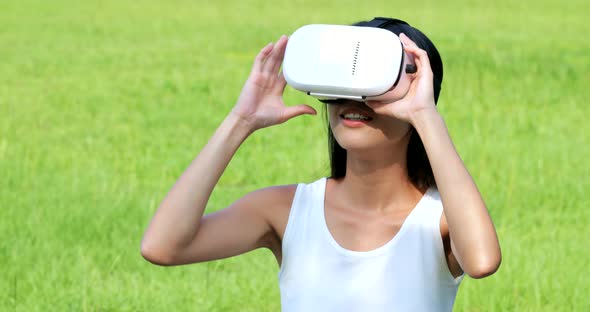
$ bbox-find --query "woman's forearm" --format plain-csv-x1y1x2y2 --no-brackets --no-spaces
140,35,315,261
141,113,253,256
412,109,501,277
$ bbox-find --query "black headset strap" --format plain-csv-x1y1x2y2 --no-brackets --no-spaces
364,17,409,29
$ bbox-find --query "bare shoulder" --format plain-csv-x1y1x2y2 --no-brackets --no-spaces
146,184,298,266
243,184,298,242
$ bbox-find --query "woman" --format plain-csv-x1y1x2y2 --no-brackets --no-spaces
141,17,501,311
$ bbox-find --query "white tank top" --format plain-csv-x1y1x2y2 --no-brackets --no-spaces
278,178,464,312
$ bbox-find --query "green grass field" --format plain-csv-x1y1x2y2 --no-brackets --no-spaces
1,0,589,310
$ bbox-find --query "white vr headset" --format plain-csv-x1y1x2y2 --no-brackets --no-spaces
283,17,416,101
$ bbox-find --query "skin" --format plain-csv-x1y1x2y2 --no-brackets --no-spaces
140,33,502,280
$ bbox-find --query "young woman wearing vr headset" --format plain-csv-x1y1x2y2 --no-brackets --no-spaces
142,17,501,311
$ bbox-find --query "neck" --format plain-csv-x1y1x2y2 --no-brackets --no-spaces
333,142,424,214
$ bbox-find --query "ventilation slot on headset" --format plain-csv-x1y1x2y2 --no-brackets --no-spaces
352,41,360,76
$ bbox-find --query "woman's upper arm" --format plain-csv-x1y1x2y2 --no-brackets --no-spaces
151,185,296,266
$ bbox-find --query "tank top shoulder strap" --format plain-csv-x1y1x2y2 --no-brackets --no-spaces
278,178,326,281
409,187,443,226
281,178,326,253
413,187,465,285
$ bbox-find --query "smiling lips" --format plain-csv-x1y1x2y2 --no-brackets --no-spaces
339,108,374,127
342,113,371,121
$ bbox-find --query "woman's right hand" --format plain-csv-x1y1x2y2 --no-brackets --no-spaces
230,35,317,132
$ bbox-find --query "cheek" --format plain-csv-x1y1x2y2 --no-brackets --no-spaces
375,118,412,141
394,72,413,95
366,73,412,103
327,105,337,117
327,106,337,127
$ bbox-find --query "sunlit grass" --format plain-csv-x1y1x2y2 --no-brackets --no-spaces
1,0,588,310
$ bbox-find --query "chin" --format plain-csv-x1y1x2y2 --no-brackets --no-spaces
332,126,392,150
327,103,412,154
330,122,413,159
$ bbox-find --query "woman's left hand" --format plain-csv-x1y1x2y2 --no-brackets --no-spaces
366,33,438,125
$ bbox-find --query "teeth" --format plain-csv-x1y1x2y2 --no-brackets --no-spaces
344,113,370,121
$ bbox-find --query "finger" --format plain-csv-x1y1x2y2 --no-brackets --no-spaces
400,33,432,78
262,35,287,73
401,39,427,64
252,42,274,73
413,51,433,80
403,46,432,80
399,33,417,47
273,70,288,94
270,36,288,74
281,104,317,123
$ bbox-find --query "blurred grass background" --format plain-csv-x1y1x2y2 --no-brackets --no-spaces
1,0,589,310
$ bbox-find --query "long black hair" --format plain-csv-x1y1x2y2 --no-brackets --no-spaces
325,17,443,190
